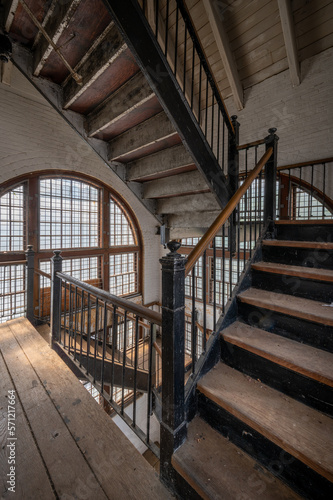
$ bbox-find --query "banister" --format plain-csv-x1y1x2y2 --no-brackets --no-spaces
185,147,273,276
277,157,333,171
56,271,162,326
237,138,266,151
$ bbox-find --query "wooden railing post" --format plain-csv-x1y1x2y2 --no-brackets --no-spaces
228,115,240,252
264,127,279,224
25,245,35,325
160,241,187,485
50,250,62,345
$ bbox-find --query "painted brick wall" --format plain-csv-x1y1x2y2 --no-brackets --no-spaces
0,66,163,304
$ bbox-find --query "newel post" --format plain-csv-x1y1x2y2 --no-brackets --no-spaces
264,127,279,225
159,241,187,484
25,245,35,325
50,250,62,345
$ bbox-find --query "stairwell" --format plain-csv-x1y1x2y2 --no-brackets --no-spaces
172,220,333,499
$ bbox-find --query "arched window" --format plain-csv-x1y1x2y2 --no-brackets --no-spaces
0,174,142,322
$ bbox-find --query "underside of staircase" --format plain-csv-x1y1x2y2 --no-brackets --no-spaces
172,220,333,499
4,0,231,238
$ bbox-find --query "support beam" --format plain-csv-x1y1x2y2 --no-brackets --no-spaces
202,0,243,111
277,0,300,86
108,111,179,162
128,144,195,182
33,0,81,77
3,0,19,32
63,23,124,109
87,71,155,137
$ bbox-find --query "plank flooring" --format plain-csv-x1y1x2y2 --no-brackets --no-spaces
0,318,171,500
198,362,333,483
238,288,333,326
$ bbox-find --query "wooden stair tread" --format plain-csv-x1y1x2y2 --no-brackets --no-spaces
262,239,333,250
238,288,333,327
252,261,333,282
197,363,333,483
172,417,301,500
275,220,333,225
223,321,333,387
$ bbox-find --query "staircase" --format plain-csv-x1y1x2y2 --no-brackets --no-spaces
6,0,231,238
172,220,333,499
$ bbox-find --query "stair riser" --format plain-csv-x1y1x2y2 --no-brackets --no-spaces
276,224,333,242
198,394,333,500
262,247,333,269
238,302,333,352
221,341,333,416
252,270,333,302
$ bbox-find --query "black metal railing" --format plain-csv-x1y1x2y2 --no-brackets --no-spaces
277,157,333,220
140,0,235,173
50,251,162,456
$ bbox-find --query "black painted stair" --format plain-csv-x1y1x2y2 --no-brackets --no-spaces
174,221,333,499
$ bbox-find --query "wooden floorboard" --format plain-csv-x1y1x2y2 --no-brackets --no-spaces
252,261,333,282
0,318,171,500
0,337,56,499
198,363,333,483
238,288,333,327
223,321,333,387
172,417,302,500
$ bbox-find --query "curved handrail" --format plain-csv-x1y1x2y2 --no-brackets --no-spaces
185,147,273,276
56,271,162,326
277,156,333,171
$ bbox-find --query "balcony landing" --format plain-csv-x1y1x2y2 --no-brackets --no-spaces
0,318,171,499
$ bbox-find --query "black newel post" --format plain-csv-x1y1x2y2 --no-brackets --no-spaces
228,115,240,252
50,250,63,345
264,127,279,225
160,241,187,484
25,245,35,325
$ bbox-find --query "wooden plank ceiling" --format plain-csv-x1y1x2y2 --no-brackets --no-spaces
3,0,333,109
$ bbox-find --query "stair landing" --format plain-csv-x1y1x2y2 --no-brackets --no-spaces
0,318,171,499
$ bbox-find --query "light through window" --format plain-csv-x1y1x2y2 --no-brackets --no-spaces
40,178,99,249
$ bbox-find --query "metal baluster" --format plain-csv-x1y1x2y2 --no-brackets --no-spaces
74,286,78,361
183,26,187,93
191,43,195,109
205,76,208,137
86,292,91,376
121,311,127,414
133,315,139,427
310,165,314,219
174,2,179,75
155,0,159,38
213,238,216,329
191,265,196,371
211,94,214,151
198,63,202,124
146,323,154,446
217,112,220,166
203,251,207,352
79,289,84,367
110,305,118,403
165,0,169,56
222,224,225,315
63,280,67,348
93,296,99,384
323,163,326,218
100,302,107,391
288,170,291,219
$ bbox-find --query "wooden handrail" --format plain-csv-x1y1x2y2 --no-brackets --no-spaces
185,147,273,276
0,260,26,266
277,157,333,171
237,138,266,151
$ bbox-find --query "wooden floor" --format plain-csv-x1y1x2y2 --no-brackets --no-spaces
0,318,172,500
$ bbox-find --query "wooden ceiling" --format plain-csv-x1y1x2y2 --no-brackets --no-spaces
2,1,332,110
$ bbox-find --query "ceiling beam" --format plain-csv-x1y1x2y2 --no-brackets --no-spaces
202,0,243,111
33,0,81,77
3,0,19,32
277,0,300,86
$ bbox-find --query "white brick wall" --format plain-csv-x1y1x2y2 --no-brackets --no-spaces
0,67,163,304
